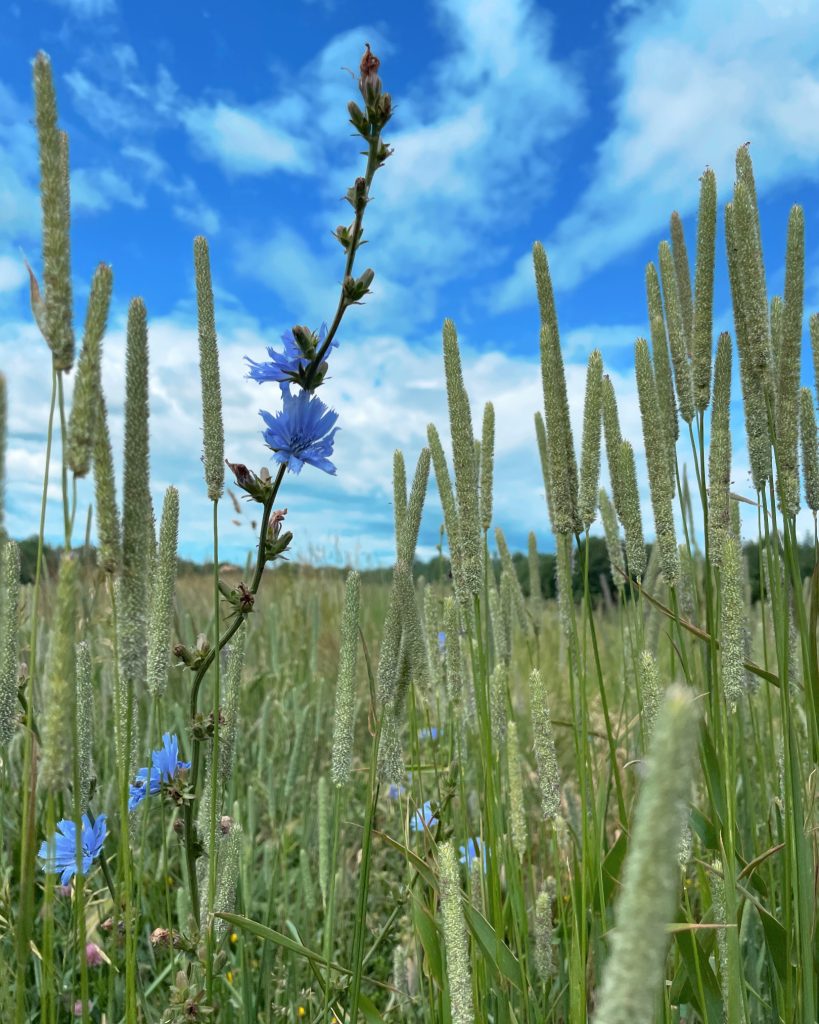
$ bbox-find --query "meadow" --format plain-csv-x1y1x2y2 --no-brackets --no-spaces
0,42,818,1024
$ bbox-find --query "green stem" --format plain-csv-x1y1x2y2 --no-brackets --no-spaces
347,717,383,1023
206,498,222,1002
184,465,286,923
15,361,58,1024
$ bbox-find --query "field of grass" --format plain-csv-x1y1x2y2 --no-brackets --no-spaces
1,40,818,1024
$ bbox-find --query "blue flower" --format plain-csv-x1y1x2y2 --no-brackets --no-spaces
387,783,406,799
260,389,340,476
418,726,440,741
410,800,438,833
437,631,446,653
129,733,191,811
38,814,107,885
459,837,487,872
246,323,333,390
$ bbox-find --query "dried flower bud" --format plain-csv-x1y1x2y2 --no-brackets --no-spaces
345,177,368,212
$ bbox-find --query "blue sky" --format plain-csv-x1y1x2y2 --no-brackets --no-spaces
2,0,819,565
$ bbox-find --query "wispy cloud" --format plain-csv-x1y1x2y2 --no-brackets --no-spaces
72,166,145,213
49,0,116,17
181,102,309,176
495,0,819,309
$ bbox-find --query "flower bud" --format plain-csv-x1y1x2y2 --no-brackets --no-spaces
347,100,368,135
345,177,368,212
225,460,277,503
342,268,375,305
334,223,354,252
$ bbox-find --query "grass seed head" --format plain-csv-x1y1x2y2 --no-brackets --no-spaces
479,401,495,532
194,236,226,501
692,167,717,412
658,241,694,423
799,388,819,513
437,841,474,1024
66,262,112,477
594,684,699,1024
578,350,603,530
33,52,75,371
0,541,21,747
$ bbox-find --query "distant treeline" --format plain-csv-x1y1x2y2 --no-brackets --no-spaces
14,533,816,605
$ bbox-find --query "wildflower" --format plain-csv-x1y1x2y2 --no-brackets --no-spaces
246,323,332,390
85,942,105,967
418,726,439,741
387,783,406,799
437,631,446,653
260,389,339,476
458,837,486,872
129,733,191,811
410,800,438,833
38,814,107,885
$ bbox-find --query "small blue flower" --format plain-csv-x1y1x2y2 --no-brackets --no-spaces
129,733,191,812
437,631,446,653
38,814,107,885
260,389,340,476
410,800,438,833
418,726,440,741
459,837,487,872
388,783,406,799
246,323,333,389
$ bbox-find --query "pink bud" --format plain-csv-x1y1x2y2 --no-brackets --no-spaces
85,942,104,967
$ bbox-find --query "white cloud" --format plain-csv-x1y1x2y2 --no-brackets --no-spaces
71,166,145,212
2,291,804,563
181,102,308,176
175,2,584,316
0,84,40,244
120,147,220,233
0,254,26,293
495,0,819,309
344,0,585,295
64,70,134,133
49,0,116,16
